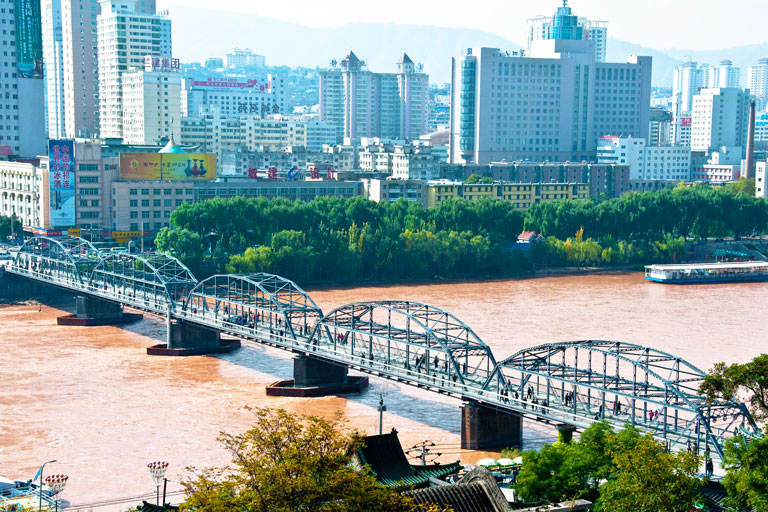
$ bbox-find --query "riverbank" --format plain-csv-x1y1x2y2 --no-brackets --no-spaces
301,264,642,292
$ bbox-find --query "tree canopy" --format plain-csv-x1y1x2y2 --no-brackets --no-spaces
180,408,445,512
0,214,22,241
513,422,701,510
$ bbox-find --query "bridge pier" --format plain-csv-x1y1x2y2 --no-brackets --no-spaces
146,319,240,356
266,355,368,397
57,295,143,326
461,402,523,451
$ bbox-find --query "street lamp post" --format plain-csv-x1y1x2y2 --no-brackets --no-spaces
147,461,169,506
37,459,56,512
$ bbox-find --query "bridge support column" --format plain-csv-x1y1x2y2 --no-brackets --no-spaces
461,402,523,451
266,355,368,397
146,320,240,356
57,295,142,326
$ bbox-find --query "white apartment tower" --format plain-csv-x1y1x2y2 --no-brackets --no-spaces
0,0,45,156
717,60,741,89
97,0,171,139
319,51,429,142
42,0,66,138
691,88,750,154
121,57,181,145
748,58,768,111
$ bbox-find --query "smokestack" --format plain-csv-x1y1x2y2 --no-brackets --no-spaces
746,100,756,179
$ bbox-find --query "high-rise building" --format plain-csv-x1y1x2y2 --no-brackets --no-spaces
691,88,750,154
97,0,171,139
527,1,608,62
717,60,741,89
59,0,156,139
449,43,651,165
0,0,45,156
319,51,429,142
748,58,768,111
181,75,286,117
121,57,182,145
673,60,741,118
224,48,265,68
42,0,66,138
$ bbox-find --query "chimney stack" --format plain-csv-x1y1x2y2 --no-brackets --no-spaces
745,100,757,179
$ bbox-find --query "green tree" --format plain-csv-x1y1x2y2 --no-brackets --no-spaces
0,214,22,240
181,408,442,512
720,433,768,512
595,434,701,512
699,355,768,421
464,174,493,184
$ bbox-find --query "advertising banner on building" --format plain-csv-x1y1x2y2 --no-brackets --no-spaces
119,153,216,181
14,0,43,78
48,140,75,228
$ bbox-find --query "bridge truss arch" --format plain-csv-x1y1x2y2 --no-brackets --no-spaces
182,273,324,339
498,340,757,458
13,236,100,284
88,252,197,310
311,301,503,393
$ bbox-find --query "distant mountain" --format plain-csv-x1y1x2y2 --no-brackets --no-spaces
168,5,766,88
169,5,523,83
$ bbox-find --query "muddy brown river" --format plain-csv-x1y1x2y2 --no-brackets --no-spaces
2,272,766,510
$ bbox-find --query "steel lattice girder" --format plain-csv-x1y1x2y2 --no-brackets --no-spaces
312,301,502,391
182,274,323,338
88,253,197,308
497,340,757,458
13,236,101,283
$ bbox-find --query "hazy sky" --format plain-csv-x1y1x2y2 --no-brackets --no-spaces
160,0,765,50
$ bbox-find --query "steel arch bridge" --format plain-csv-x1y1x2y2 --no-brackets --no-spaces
495,341,757,459
310,301,502,393
88,253,198,310
13,236,101,284
181,273,323,339
5,236,760,460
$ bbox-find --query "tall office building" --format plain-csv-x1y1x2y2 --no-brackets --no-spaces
449,41,651,164
59,0,156,139
97,0,171,139
691,88,750,154
527,0,608,63
0,0,45,156
42,0,65,138
121,57,182,145
319,51,429,142
748,58,768,111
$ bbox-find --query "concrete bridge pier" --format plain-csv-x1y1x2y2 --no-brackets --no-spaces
266,354,368,397
57,295,142,326
461,401,523,450
147,318,240,356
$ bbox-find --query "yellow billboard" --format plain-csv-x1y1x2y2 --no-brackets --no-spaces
119,153,216,181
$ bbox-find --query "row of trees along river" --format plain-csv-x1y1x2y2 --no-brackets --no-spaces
154,180,768,283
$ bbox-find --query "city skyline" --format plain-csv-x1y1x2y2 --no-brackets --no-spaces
158,0,767,52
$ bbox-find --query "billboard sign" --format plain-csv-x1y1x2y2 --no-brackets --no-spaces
14,0,43,78
48,140,75,228
119,153,216,181
192,77,272,91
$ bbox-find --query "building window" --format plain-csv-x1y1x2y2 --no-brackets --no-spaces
141,211,150,218
130,200,137,207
